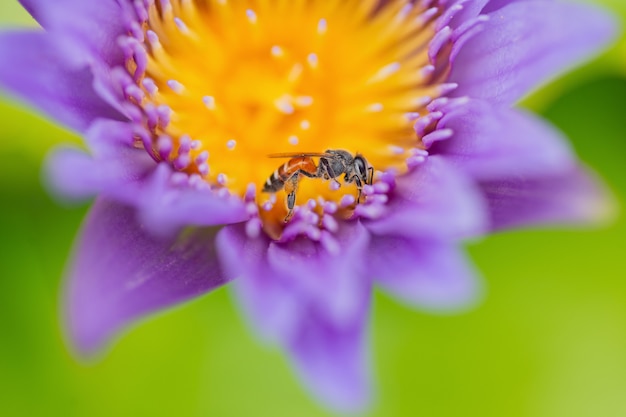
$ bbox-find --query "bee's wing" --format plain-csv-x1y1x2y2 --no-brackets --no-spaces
267,152,330,159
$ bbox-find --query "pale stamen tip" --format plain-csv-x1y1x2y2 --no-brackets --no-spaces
167,80,184,94
340,194,356,207
246,9,257,24
202,96,216,110
317,19,328,35
270,45,284,57
367,103,384,112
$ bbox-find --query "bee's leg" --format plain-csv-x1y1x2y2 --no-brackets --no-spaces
319,159,341,188
352,176,363,203
283,174,299,222
367,167,374,185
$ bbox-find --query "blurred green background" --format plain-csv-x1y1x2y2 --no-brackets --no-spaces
1,2,625,416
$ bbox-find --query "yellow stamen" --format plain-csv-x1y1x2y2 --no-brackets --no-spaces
129,0,447,233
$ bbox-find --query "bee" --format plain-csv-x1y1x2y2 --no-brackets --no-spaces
262,150,374,222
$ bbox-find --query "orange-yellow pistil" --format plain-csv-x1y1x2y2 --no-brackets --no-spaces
125,0,452,238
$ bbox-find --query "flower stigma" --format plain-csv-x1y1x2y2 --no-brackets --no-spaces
123,0,459,239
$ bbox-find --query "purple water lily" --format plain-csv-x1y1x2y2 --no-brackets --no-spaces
0,0,617,412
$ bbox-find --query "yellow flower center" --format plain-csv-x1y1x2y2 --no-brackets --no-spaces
127,0,449,237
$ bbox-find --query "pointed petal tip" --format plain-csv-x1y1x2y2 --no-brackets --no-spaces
292,352,376,415
571,176,620,229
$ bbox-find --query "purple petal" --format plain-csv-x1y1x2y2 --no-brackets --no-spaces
219,222,372,341
45,121,154,201
450,1,618,104
482,0,551,15
217,223,374,411
266,222,371,327
289,296,372,413
46,120,249,235
64,198,228,356
134,164,249,237
217,225,302,344
481,165,617,231
434,98,575,180
364,156,487,240
368,236,483,311
0,31,124,132
449,0,489,29
19,0,128,66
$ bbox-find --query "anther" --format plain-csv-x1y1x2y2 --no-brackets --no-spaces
167,80,185,94
317,19,328,35
174,154,191,170
307,53,319,68
179,135,192,153
438,83,459,95
405,112,420,121
417,7,439,25
142,78,158,95
423,128,454,146
373,182,391,194
245,218,262,239
367,103,384,112
323,201,338,215
157,105,172,127
295,96,313,107
197,163,210,176
195,151,209,164
288,64,304,83
414,111,443,136
322,215,339,233
398,3,414,19
275,96,295,114
407,154,428,169
202,96,216,110
340,195,356,208
368,62,401,84
226,139,237,150
262,201,274,211
129,22,144,42
146,30,161,48
174,17,190,34
271,45,284,57
157,135,173,160
246,9,257,24
420,65,436,79
429,26,453,62
125,85,145,102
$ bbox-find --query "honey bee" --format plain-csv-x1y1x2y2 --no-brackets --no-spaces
262,149,374,222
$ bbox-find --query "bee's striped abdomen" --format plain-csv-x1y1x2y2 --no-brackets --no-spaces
262,157,317,193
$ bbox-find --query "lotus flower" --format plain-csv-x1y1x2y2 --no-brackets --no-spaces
0,0,617,411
